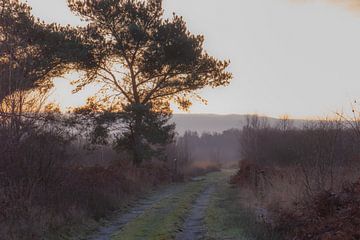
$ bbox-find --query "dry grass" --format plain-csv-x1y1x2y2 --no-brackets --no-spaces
231,159,360,239
233,160,360,209
0,159,173,240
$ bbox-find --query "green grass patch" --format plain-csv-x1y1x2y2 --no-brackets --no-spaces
205,175,283,240
111,181,206,240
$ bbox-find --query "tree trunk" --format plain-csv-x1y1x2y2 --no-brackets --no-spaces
132,111,143,166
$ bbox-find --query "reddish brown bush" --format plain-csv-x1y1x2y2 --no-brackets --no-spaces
275,179,360,240
184,160,221,178
230,160,261,186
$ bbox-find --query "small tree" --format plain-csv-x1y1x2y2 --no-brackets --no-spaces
68,0,232,164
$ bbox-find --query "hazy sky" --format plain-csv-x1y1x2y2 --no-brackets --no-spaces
26,0,360,118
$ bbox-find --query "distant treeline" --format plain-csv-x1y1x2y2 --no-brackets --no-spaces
175,130,241,165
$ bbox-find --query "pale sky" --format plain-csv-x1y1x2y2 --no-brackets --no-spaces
26,0,360,118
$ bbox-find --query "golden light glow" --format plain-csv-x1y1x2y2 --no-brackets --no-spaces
26,0,360,119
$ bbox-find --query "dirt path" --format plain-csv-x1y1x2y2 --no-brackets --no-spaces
87,184,185,240
85,172,225,240
175,186,215,240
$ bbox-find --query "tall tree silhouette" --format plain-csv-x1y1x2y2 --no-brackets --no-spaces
68,0,232,164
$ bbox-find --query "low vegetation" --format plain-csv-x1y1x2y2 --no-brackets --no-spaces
111,180,205,240
205,170,281,240
232,115,360,240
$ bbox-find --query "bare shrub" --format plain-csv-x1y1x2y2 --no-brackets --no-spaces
233,114,360,239
238,116,360,195
233,115,359,224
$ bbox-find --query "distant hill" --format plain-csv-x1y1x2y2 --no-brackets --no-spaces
171,114,307,134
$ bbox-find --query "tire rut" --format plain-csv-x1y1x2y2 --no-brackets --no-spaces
87,184,184,240
176,186,215,240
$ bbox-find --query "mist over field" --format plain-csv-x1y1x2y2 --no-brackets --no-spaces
172,114,308,134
